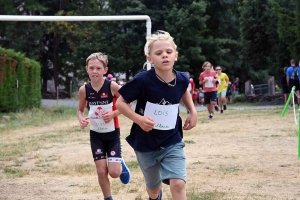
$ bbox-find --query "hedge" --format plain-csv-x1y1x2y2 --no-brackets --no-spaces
0,47,41,112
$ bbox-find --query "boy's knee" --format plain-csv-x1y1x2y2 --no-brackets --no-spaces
108,168,122,178
170,179,185,191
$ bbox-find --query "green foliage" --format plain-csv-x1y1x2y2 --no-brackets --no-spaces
232,94,244,103
271,0,300,60
0,0,296,96
0,47,41,112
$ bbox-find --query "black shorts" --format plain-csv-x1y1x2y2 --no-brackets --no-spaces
90,128,121,161
289,79,300,91
204,91,217,104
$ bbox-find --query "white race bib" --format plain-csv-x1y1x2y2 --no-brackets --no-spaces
88,103,115,133
144,102,179,130
204,77,214,88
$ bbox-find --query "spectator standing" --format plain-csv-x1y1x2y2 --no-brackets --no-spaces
187,72,195,96
286,59,300,106
226,81,232,103
186,72,195,112
192,88,199,106
198,87,204,106
107,74,113,81
232,77,239,95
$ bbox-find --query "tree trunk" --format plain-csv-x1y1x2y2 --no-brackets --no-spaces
53,35,61,94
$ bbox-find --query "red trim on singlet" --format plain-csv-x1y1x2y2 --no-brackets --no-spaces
113,97,120,128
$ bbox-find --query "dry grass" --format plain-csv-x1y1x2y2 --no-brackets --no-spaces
0,106,300,200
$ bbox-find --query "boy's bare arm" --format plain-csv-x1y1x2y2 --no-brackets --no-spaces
77,85,89,128
181,90,197,130
116,96,154,132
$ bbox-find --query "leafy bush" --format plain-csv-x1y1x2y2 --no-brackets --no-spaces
0,47,41,112
232,94,244,103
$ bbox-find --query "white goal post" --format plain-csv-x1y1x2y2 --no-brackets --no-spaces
0,15,152,70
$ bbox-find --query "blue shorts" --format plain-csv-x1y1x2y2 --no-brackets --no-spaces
217,90,227,98
135,142,186,189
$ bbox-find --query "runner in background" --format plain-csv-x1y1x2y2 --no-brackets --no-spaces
215,66,229,114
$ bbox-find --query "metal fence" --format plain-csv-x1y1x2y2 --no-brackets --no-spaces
253,84,269,95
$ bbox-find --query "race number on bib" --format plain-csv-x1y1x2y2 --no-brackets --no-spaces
88,103,115,133
144,102,179,130
205,77,214,88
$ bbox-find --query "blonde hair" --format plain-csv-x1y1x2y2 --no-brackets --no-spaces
202,61,213,70
86,52,108,67
144,30,177,56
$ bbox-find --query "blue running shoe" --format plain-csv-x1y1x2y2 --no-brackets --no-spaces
120,158,130,184
149,189,163,200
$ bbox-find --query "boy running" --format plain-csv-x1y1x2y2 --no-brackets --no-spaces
215,66,229,113
199,61,219,119
77,52,130,200
116,30,197,200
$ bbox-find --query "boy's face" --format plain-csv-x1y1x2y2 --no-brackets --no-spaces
203,64,211,72
215,67,222,74
147,40,178,72
86,59,107,82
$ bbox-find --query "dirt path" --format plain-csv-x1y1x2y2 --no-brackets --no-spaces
1,108,300,200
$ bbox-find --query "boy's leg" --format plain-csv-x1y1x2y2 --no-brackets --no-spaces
106,131,130,184
206,104,212,114
91,132,113,198
217,92,223,112
135,150,162,199
107,159,122,178
147,185,163,200
160,142,186,200
169,179,186,200
221,91,227,110
95,160,112,198
218,96,222,109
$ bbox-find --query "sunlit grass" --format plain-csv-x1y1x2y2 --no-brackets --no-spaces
0,106,78,132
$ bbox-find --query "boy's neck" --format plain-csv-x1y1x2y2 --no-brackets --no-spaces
154,69,175,83
90,78,105,92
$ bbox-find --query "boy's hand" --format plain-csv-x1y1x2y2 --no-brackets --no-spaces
80,117,89,129
102,111,114,123
137,116,155,132
183,113,197,130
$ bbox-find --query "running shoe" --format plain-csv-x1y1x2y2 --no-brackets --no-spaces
223,104,227,110
214,105,220,112
221,110,223,114
209,113,213,119
149,189,163,200
120,158,131,184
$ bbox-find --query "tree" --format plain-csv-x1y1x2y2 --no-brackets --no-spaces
240,0,273,83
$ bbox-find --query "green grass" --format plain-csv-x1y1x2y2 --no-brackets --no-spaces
229,102,263,106
187,190,226,200
3,167,26,177
0,106,78,132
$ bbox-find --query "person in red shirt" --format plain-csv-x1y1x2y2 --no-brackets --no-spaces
185,72,195,113
187,72,195,96
199,61,219,119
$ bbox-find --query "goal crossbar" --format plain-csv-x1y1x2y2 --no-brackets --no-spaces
0,15,152,69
